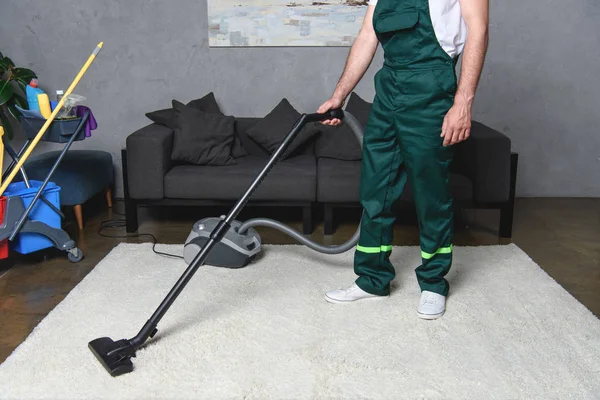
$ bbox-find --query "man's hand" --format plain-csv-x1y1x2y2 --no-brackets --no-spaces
441,100,472,146
317,96,345,126
442,0,489,146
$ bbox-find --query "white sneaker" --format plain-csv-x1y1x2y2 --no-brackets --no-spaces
324,283,388,304
417,291,446,319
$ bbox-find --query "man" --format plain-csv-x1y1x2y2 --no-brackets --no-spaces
318,0,489,319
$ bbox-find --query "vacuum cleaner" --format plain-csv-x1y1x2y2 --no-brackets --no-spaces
183,111,364,268
89,108,365,377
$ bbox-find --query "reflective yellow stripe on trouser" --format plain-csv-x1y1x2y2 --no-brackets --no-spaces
421,245,453,260
357,245,393,253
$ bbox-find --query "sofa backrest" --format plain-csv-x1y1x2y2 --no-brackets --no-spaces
234,117,316,157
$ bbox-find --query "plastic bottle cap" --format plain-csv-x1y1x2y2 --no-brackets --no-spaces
29,78,38,88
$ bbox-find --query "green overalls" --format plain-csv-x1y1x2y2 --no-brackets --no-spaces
354,0,459,297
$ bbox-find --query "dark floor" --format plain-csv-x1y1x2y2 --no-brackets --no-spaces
1,197,599,363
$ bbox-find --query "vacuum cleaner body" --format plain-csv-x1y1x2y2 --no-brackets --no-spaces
184,217,261,268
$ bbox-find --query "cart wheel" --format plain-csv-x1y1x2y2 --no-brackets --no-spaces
68,248,84,263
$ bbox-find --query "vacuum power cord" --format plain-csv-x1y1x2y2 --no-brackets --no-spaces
98,218,184,259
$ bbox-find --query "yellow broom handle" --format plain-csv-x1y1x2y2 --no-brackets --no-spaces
0,42,103,195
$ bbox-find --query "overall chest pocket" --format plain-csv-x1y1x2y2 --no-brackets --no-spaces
374,9,423,62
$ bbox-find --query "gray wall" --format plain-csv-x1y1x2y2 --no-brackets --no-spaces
1,0,598,198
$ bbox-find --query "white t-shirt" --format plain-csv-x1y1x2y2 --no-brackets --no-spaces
368,0,466,58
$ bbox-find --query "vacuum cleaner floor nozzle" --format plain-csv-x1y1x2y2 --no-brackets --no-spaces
88,337,135,377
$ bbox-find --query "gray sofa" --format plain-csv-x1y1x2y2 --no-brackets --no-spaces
123,97,517,237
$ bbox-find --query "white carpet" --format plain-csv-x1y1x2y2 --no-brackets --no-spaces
1,243,599,399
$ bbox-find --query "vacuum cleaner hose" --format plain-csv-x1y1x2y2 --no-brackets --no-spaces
237,110,364,254
239,217,361,254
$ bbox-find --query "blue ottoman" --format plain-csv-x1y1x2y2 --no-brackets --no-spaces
16,150,114,229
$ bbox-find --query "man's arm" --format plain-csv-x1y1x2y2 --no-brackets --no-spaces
318,5,379,125
441,0,489,146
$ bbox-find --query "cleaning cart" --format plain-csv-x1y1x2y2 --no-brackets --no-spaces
0,112,91,261
0,42,102,262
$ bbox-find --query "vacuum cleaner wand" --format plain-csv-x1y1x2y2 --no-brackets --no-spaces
88,108,345,377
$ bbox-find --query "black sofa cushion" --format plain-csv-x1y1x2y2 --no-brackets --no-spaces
314,124,363,161
186,92,223,115
164,155,316,201
144,108,175,128
314,92,372,161
146,93,247,159
145,92,224,128
345,92,372,127
188,93,247,158
170,100,236,165
317,158,473,203
234,118,269,157
231,133,247,158
246,99,319,159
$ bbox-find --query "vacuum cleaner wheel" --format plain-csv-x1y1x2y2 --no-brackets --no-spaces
183,217,262,268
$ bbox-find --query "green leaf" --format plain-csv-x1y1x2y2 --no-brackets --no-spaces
13,92,27,109
0,79,15,106
17,81,26,94
0,111,14,140
0,57,14,73
13,67,37,87
4,57,14,69
7,101,22,120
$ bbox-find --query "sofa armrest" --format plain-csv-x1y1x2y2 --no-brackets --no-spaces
125,123,174,199
454,121,512,203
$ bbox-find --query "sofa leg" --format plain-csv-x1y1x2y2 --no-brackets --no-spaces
122,148,138,233
106,186,113,208
499,153,518,238
73,204,84,230
324,204,333,236
499,205,513,238
303,205,313,235
125,200,139,233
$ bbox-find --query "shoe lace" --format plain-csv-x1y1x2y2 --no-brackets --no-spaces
423,292,436,305
344,284,358,294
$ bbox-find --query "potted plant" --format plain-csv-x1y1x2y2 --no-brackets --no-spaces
0,52,37,140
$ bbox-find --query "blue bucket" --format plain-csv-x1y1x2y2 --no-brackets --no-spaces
4,180,61,254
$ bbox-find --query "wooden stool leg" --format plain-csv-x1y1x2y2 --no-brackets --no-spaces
74,204,83,230
106,186,113,208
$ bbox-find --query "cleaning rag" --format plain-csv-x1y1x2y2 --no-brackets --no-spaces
75,105,98,137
